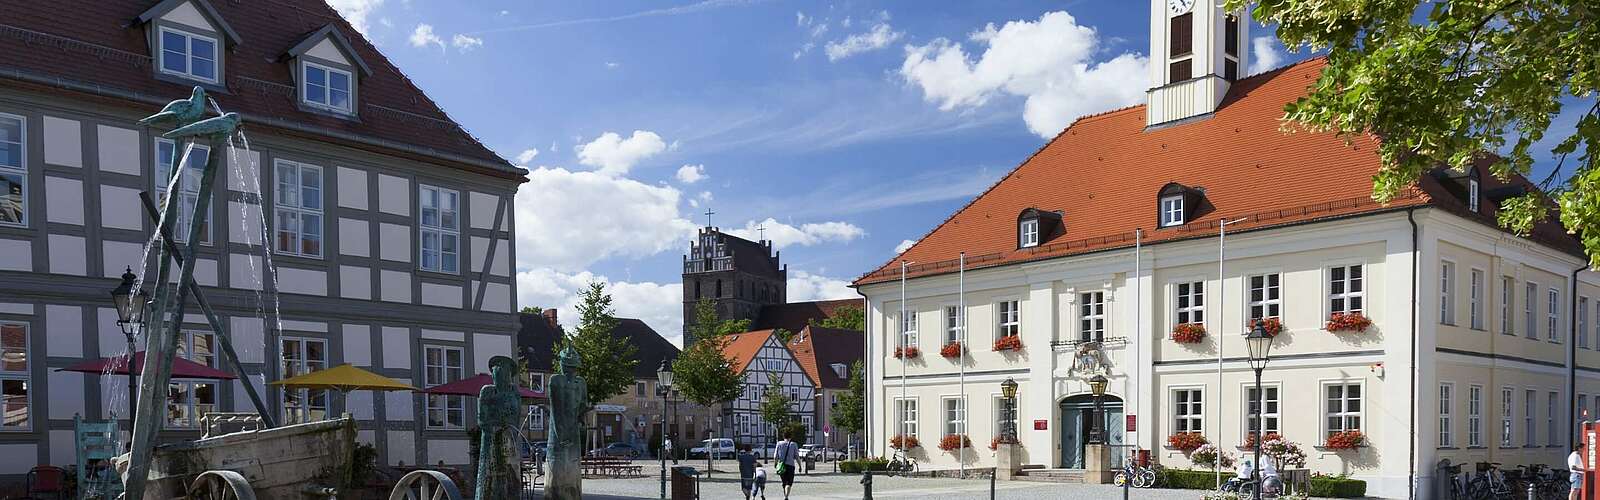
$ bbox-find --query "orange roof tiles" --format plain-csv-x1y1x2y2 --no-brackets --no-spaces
856,58,1580,286
721,329,776,373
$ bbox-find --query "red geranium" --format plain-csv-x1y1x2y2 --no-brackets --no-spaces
1172,323,1207,343
894,346,921,359
1250,317,1284,337
938,434,973,452
890,434,921,449
1167,432,1208,451
992,335,1024,352
1242,431,1282,448
940,342,963,359
1325,312,1373,333
1325,430,1365,449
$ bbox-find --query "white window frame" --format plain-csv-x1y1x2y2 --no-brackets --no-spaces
1159,195,1185,227
0,322,30,431
1524,389,1537,447
1595,303,1600,352
1243,382,1279,438
1174,281,1205,326
894,397,919,438
1502,277,1515,336
1501,387,1515,447
1469,178,1480,212
1468,385,1483,447
528,405,545,430
1439,382,1454,447
1329,263,1365,315
1172,387,1204,435
273,160,324,258
944,305,963,345
418,184,460,274
1580,297,1590,350
942,396,966,436
1439,261,1455,325
1079,291,1106,342
1547,287,1561,343
1323,381,1364,438
155,138,212,244
527,372,545,392
1248,273,1283,322
1018,219,1039,248
1525,282,1539,339
167,330,218,429
1548,391,1559,447
0,113,27,229
997,300,1020,339
157,26,218,83
1470,269,1485,330
301,61,353,113
898,311,918,349
424,345,466,429
279,336,328,425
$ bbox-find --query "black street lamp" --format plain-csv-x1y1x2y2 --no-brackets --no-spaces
1245,323,1277,500
1087,374,1108,445
657,359,674,500
110,267,149,421
1000,378,1018,440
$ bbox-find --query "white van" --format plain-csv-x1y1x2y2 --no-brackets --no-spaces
689,438,735,459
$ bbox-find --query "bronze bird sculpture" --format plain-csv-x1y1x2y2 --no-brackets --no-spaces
139,86,207,127
162,112,239,140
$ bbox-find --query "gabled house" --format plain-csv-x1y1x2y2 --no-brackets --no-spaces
719,329,817,451
787,325,863,450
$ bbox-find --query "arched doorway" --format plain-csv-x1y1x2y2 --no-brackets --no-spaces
1058,394,1124,469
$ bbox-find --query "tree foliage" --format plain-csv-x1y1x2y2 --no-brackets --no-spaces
772,328,794,344
811,305,865,331
759,372,794,431
673,299,743,407
552,282,637,408
1234,0,1600,263
519,306,545,315
716,318,752,336
830,361,866,435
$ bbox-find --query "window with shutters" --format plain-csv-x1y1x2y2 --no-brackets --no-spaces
1223,14,1240,80
1168,13,1193,83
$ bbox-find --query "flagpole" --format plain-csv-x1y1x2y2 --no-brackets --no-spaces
1132,229,1141,458
958,252,966,478
1216,217,1247,490
899,260,910,464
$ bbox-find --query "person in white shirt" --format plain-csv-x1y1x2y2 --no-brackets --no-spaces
1570,441,1587,500
774,434,800,499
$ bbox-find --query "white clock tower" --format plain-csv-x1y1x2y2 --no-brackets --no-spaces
1146,0,1250,127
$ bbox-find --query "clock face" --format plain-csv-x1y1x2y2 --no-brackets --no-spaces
1168,0,1194,15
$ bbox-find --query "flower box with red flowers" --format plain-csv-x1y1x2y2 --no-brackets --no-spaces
889,434,920,449
988,435,1019,451
894,346,921,359
992,335,1024,352
940,342,963,359
1172,323,1207,343
1325,312,1373,333
938,434,972,452
1242,431,1282,448
1324,430,1365,449
1166,432,1208,451
1250,317,1284,337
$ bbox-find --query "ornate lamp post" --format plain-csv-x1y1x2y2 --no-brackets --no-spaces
657,359,674,500
1087,374,1109,445
1245,324,1277,500
110,267,149,420
1000,377,1018,440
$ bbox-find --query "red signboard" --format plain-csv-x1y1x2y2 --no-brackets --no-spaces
1126,414,1137,432
1033,420,1048,430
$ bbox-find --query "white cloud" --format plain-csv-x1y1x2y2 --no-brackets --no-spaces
725,218,865,250
825,23,904,61
793,42,815,60
514,148,539,165
894,239,916,254
605,62,621,69
786,270,856,302
327,0,384,35
899,10,1148,138
513,166,697,272
408,23,444,50
516,268,686,347
451,34,484,51
1249,36,1286,75
575,130,668,176
675,164,707,184
795,11,810,27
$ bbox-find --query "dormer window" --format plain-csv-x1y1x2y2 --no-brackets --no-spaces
1019,219,1039,248
1160,195,1185,227
302,62,352,113
1468,177,1480,212
159,27,218,83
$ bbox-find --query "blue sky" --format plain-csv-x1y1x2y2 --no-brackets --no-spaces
325,0,1579,345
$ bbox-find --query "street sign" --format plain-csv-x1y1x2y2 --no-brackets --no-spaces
1033,419,1047,430
1126,414,1137,432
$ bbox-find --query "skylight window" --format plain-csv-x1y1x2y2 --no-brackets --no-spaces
159,27,217,83
302,62,353,113
1160,195,1185,227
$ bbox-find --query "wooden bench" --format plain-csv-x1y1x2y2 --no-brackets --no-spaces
580,456,643,478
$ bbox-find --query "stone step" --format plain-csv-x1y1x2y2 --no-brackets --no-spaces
1014,469,1085,483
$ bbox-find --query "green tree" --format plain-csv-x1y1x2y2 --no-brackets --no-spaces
758,372,794,435
551,282,637,408
715,318,752,336
811,305,864,331
829,361,865,435
519,306,545,315
673,299,743,409
1233,0,1600,263
772,328,795,344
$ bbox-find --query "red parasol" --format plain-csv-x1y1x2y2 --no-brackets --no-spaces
57,351,238,380
421,373,542,398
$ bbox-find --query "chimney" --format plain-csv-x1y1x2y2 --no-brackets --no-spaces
542,308,558,329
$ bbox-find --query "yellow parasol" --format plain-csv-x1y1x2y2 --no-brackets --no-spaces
269,363,419,393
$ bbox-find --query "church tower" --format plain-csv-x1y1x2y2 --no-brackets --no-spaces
681,227,787,346
1146,0,1250,127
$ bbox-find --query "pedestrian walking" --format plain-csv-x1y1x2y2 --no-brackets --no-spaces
664,438,677,464
752,462,769,500
737,445,759,500
1571,440,1587,500
774,433,800,499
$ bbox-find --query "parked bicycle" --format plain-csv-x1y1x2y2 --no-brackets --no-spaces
1510,464,1569,500
885,454,919,476
1447,462,1514,500
1113,461,1158,488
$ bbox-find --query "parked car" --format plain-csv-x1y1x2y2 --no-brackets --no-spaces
689,438,735,459
590,442,640,458
798,444,843,461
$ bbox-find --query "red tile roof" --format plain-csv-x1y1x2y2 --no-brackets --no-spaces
753,298,864,333
721,329,776,373
856,58,1581,286
0,0,524,181
787,326,862,390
